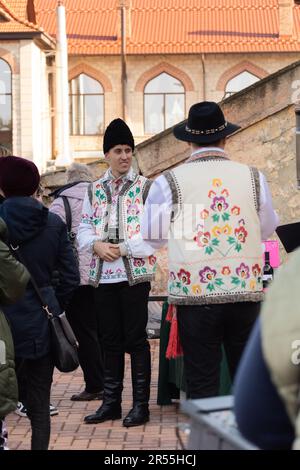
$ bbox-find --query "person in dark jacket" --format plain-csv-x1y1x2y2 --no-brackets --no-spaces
0,217,30,450
0,156,80,450
50,163,104,401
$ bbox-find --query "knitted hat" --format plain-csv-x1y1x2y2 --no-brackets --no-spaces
0,156,40,197
103,118,135,154
66,162,93,184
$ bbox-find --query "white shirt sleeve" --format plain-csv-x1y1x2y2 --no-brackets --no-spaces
140,175,173,250
258,172,279,240
121,175,172,257
76,191,100,251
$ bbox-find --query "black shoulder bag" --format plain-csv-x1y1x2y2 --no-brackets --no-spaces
61,196,79,264
11,245,79,373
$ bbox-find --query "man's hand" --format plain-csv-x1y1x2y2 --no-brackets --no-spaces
93,241,121,262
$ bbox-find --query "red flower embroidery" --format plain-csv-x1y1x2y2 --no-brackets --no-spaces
252,264,261,277
231,206,241,216
177,269,191,285
194,231,211,248
221,266,231,275
234,226,248,243
149,255,156,266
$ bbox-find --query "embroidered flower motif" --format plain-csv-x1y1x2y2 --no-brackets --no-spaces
238,218,245,226
221,266,231,275
169,271,176,281
199,267,217,283
210,196,229,212
116,268,123,273
231,206,241,216
90,258,96,269
234,226,248,243
177,269,191,285
212,226,222,237
200,209,209,219
208,190,216,198
221,189,229,197
236,263,250,279
127,203,140,216
194,231,211,248
250,279,257,290
149,255,156,266
192,284,202,294
104,269,114,275
133,258,145,267
212,178,222,187
222,224,232,235
252,264,261,277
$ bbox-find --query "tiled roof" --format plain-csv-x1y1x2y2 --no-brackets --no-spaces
21,0,300,55
0,0,54,40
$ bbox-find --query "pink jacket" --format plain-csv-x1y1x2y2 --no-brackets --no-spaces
50,182,91,285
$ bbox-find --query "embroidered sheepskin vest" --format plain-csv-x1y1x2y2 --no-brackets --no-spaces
166,155,264,305
88,174,156,286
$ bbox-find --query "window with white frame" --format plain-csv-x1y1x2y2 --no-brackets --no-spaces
224,71,260,99
144,72,185,134
0,58,12,153
69,73,104,135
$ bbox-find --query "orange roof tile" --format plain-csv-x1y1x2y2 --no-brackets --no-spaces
28,0,300,54
0,0,54,42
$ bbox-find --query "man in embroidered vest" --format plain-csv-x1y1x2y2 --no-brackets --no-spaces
77,119,156,426
121,102,279,399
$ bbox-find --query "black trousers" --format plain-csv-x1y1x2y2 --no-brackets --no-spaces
94,282,151,354
16,353,54,450
66,285,103,393
177,301,260,399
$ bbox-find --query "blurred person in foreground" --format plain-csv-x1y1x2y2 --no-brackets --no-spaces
50,162,104,401
0,156,79,450
234,248,300,450
0,216,29,450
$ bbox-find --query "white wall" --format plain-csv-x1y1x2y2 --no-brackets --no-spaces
19,40,51,172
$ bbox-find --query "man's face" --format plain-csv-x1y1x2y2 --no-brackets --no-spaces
105,144,133,177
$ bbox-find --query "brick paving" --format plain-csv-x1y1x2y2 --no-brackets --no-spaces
6,339,189,450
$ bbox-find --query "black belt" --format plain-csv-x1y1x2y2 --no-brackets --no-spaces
107,238,119,245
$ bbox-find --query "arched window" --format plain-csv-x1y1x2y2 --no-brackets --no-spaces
0,58,12,153
224,71,260,99
69,73,104,135
144,72,185,134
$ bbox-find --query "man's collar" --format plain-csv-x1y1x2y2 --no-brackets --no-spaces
187,147,229,162
103,167,136,183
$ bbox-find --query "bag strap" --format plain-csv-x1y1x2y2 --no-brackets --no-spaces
61,196,72,233
10,245,53,319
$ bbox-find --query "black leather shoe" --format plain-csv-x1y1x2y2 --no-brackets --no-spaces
71,390,103,401
84,403,122,424
123,404,149,427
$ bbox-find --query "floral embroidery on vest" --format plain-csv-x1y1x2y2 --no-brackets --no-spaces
87,174,156,286
167,159,264,304
193,178,249,257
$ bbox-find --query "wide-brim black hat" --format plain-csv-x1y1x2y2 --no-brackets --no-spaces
173,101,241,144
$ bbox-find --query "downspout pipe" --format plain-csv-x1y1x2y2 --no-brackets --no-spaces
121,2,127,121
295,103,300,189
55,1,72,166
201,53,206,101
